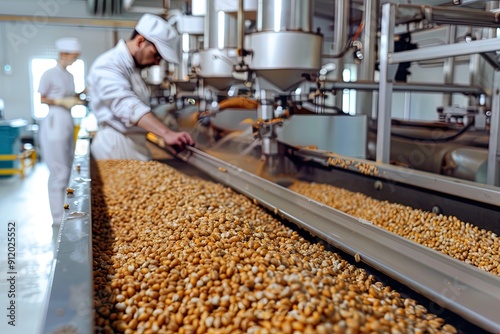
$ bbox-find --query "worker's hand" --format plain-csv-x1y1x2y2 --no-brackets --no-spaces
54,97,85,110
162,131,195,149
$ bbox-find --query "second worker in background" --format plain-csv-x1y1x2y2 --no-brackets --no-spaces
87,13,195,160
39,37,86,226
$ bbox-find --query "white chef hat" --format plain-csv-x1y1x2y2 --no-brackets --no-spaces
55,37,81,53
135,13,179,64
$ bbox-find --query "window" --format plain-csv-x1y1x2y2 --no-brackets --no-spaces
31,59,86,119
342,66,357,115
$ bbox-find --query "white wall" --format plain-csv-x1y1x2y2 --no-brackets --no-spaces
0,22,133,121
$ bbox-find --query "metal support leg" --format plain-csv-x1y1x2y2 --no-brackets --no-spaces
487,84,500,186
376,3,395,163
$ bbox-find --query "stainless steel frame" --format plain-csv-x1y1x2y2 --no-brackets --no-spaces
488,84,500,184
378,2,500,185
42,140,93,334
292,148,500,208
327,81,485,95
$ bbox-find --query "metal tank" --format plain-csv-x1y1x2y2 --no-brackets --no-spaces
171,15,204,91
197,0,257,91
250,0,323,92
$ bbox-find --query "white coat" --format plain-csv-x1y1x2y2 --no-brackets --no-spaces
38,64,75,225
87,40,152,160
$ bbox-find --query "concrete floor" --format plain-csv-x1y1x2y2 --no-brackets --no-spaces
0,163,58,334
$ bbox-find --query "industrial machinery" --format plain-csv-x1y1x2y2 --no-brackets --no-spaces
43,1,500,333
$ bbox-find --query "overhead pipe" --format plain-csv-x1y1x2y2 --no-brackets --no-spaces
237,0,244,54
394,4,500,27
330,0,349,111
442,25,457,108
356,0,378,118
257,0,313,32
123,0,135,11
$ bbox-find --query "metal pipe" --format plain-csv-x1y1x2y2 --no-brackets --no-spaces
377,3,396,164
390,37,500,64
257,0,313,32
424,6,500,27
356,0,378,117
442,25,457,107
393,4,500,27
163,0,170,18
487,84,500,186
484,0,500,111
237,0,244,54
113,29,119,46
331,0,349,111
325,81,484,95
204,0,216,49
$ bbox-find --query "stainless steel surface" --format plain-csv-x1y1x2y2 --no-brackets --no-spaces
176,15,204,34
294,148,500,209
393,3,500,26
205,0,218,49
262,136,277,155
205,0,238,49
423,5,500,27
249,31,322,91
237,0,244,54
258,104,274,120
376,3,395,164
378,1,500,172
180,146,500,333
487,85,500,185
390,37,500,64
326,81,485,95
356,0,377,117
257,0,313,32
198,48,238,89
42,140,93,334
331,0,348,111
442,25,457,107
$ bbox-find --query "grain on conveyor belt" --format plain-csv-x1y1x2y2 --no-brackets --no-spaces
289,180,500,277
92,160,458,334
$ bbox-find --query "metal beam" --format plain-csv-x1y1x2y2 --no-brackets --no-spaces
326,80,485,95
487,84,500,185
376,2,395,164
390,37,500,64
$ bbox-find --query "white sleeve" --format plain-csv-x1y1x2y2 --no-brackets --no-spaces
88,63,150,127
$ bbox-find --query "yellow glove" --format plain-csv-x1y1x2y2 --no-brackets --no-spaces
54,97,85,110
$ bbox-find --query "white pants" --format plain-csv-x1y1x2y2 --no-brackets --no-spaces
39,107,74,225
91,125,151,161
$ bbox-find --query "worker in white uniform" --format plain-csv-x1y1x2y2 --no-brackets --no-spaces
87,13,195,160
39,37,85,226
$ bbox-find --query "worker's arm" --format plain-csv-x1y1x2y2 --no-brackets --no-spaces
137,112,195,148
40,96,56,106
40,95,85,110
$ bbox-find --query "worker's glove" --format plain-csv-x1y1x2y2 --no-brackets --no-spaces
54,97,85,110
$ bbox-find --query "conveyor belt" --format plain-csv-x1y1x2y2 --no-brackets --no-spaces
291,148,500,234
177,146,500,333
42,140,94,334
42,140,500,333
